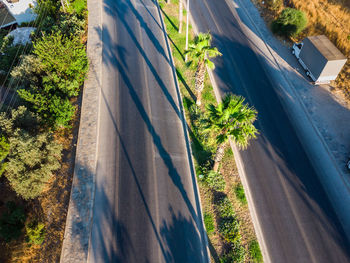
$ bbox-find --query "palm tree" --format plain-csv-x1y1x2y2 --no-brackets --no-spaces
205,94,258,171
185,33,221,106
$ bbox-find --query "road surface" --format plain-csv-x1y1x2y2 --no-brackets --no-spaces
188,0,350,262
88,0,208,262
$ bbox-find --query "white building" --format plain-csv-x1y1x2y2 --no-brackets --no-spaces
0,0,37,28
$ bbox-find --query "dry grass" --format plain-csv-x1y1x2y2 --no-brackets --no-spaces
254,0,350,100
290,0,350,98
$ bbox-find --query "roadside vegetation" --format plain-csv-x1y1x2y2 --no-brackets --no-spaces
254,0,350,101
271,7,308,37
0,0,88,261
160,0,262,262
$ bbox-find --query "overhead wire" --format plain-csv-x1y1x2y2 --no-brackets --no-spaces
0,0,51,111
0,1,47,107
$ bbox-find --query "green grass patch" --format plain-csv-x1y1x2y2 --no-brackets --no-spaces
225,147,233,158
201,84,216,105
249,240,263,262
204,212,215,235
234,183,247,205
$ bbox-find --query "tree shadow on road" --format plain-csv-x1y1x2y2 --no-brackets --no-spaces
209,30,350,259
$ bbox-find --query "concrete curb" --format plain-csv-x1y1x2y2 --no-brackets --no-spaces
156,1,210,262
60,0,102,261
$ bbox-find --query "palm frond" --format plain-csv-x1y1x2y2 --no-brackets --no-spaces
204,94,258,148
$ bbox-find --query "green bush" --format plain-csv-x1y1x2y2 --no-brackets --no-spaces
249,240,263,262
220,244,246,263
182,96,194,111
234,183,247,205
33,33,88,97
0,107,63,199
13,32,88,128
26,221,46,245
205,170,226,191
53,13,86,37
35,0,60,19
218,217,241,244
69,0,87,16
216,196,234,218
271,8,308,37
0,201,26,242
266,0,283,11
204,212,215,235
216,196,241,244
0,135,9,175
0,36,27,76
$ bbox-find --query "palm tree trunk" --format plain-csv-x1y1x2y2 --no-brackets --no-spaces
213,143,226,172
195,61,206,105
178,0,183,33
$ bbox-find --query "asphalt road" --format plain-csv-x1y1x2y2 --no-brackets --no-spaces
188,0,350,262
87,0,208,262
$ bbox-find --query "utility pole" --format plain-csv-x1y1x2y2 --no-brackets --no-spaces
60,0,70,12
178,0,183,33
61,0,66,12
185,0,189,61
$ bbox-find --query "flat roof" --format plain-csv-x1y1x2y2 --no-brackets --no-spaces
305,35,347,61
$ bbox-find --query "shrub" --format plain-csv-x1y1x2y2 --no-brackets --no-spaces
13,32,88,128
218,217,241,244
216,196,234,218
0,107,63,199
196,160,211,181
220,244,246,263
11,55,45,87
266,0,283,11
182,96,194,111
204,212,215,235
53,13,86,37
234,183,247,205
35,0,60,19
216,196,241,244
0,36,26,76
69,0,87,16
33,33,88,97
0,201,26,242
0,135,9,175
249,240,263,262
26,221,46,245
271,8,308,37
205,170,226,191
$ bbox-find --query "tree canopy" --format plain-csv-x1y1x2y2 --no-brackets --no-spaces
204,94,258,149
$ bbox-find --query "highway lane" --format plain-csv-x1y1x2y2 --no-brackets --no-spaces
87,0,208,261
188,0,350,262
